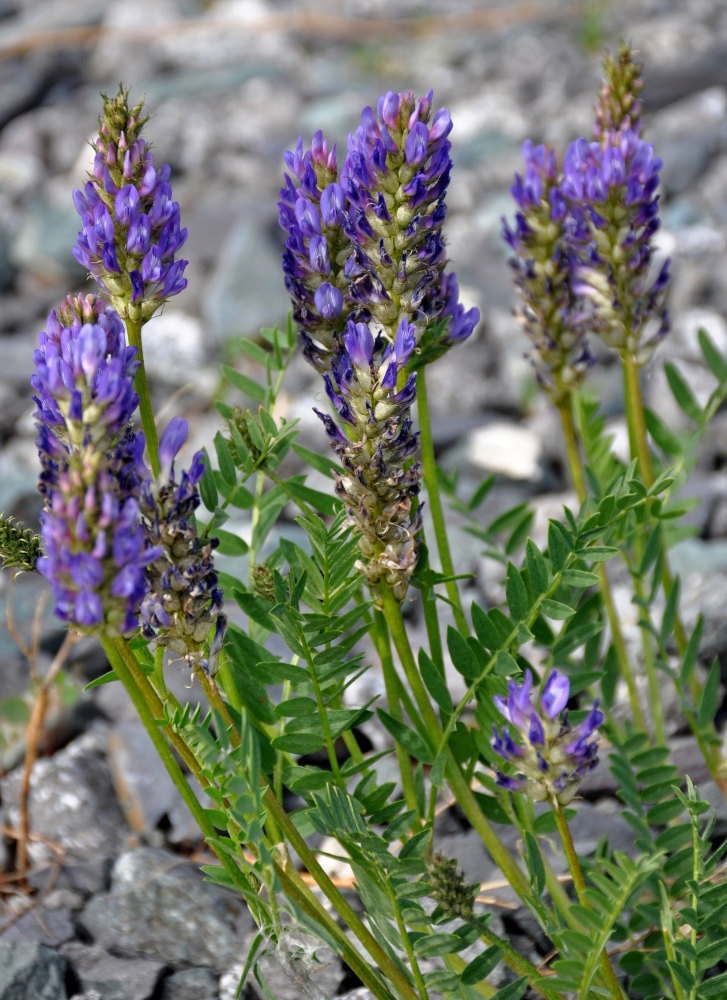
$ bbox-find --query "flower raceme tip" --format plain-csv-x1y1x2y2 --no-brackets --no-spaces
491,669,603,804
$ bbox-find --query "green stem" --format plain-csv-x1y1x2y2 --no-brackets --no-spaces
551,800,627,1000
557,400,648,733
126,318,159,476
379,587,533,908
104,638,249,894
416,368,468,634
385,880,430,1000
622,354,688,655
373,609,420,817
263,787,421,1000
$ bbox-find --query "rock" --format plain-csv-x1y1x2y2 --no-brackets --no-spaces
158,966,219,1000
221,930,342,1000
464,420,544,481
0,940,67,1000
61,943,164,1000
0,728,131,867
79,846,253,971
0,903,75,948
107,720,186,836
203,216,289,345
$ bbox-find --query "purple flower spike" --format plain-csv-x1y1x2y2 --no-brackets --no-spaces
491,668,601,804
34,293,155,636
73,87,188,324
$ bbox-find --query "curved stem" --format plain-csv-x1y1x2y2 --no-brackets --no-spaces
416,368,468,633
126,318,159,477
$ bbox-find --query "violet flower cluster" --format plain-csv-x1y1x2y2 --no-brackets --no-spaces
279,90,479,599
73,87,188,324
32,293,159,635
504,44,669,379
491,669,603,804
502,141,593,404
139,418,227,673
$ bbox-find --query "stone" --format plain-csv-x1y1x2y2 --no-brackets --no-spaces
203,216,289,345
0,728,131,867
79,846,253,972
221,930,342,1000
0,940,67,1000
465,420,544,482
0,903,75,948
158,966,219,1000
107,720,185,835
61,943,164,1000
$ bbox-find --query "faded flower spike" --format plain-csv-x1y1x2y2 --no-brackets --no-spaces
140,418,227,673
562,129,669,362
503,140,592,402
73,86,188,324
32,296,158,634
491,669,603,804
316,318,421,601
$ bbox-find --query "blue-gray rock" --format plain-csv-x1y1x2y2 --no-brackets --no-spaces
0,728,130,867
79,846,253,972
1,904,75,948
203,216,288,345
0,940,67,1000
61,943,164,1000
158,966,219,1000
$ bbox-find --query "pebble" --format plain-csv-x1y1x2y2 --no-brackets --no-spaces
79,846,254,971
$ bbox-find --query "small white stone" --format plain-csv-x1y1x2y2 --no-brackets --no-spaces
465,421,542,480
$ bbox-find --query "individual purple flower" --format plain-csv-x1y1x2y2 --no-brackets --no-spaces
437,273,480,346
73,87,188,324
491,669,602,804
502,140,593,403
139,417,227,673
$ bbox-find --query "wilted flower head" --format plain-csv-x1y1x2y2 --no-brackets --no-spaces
491,669,603,804
140,417,227,673
73,86,188,324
